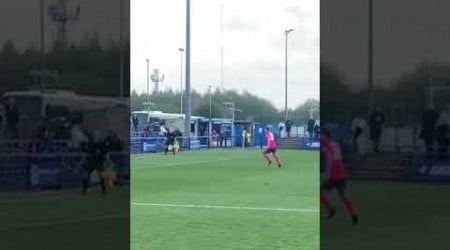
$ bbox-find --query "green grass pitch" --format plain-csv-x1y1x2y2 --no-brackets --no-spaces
131,149,320,250
0,187,129,250
321,181,450,250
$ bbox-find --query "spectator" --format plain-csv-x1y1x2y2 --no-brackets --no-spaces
159,124,168,137
352,113,369,158
132,115,139,132
71,122,89,151
369,107,385,153
141,126,150,137
278,121,285,138
218,130,224,147
210,130,217,147
307,118,315,139
0,103,5,138
436,104,450,154
41,128,55,152
83,129,108,195
104,130,123,152
420,103,439,153
245,130,251,147
313,119,320,139
28,127,43,153
285,118,293,138
5,97,19,139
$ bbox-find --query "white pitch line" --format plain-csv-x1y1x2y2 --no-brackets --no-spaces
0,214,127,231
133,157,249,170
131,202,318,213
131,149,247,160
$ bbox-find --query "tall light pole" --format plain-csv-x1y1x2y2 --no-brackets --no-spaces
179,48,184,116
150,69,164,94
368,0,374,113
284,29,294,122
40,0,45,88
220,0,224,89
146,59,150,105
209,85,212,136
119,0,124,97
184,0,192,140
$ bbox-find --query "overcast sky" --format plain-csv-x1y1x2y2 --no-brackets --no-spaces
321,0,450,90
0,0,128,50
131,0,319,110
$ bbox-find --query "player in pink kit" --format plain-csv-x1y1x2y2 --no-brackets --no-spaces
263,127,282,167
320,128,358,224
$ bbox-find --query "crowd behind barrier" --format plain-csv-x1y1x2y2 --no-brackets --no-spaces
326,123,450,181
0,139,129,192
131,135,253,154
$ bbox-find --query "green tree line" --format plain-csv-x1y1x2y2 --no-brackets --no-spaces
131,88,319,125
321,60,450,124
0,37,130,97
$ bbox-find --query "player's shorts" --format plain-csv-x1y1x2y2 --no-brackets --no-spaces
264,148,277,154
321,178,346,193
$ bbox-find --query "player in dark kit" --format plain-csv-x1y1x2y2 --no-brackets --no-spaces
320,128,358,224
82,131,108,195
164,129,181,155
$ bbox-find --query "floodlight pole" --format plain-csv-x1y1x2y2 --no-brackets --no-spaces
231,103,235,147
119,0,124,98
184,0,192,141
146,59,150,105
179,48,184,116
368,0,374,113
40,0,45,88
209,85,212,136
284,29,294,122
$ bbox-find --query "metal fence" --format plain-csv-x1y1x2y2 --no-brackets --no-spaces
131,135,260,154
0,151,129,192
0,138,129,191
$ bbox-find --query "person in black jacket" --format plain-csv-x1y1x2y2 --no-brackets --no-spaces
285,118,293,138
307,118,315,139
82,131,108,195
5,97,19,139
420,104,439,154
104,130,123,152
164,130,178,155
369,107,385,153
132,115,139,132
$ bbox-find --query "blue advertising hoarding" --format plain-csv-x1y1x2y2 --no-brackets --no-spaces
411,159,450,181
29,154,62,189
299,139,320,150
142,138,163,153
0,152,129,191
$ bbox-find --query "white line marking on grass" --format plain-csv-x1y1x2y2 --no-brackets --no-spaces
131,202,318,213
0,214,128,231
131,150,239,159
133,157,248,170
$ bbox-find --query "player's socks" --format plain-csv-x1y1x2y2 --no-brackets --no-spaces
274,155,282,167
320,193,335,219
342,197,357,218
100,178,106,195
352,215,359,225
263,153,271,164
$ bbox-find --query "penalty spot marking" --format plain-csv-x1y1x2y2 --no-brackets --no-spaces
131,202,318,213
